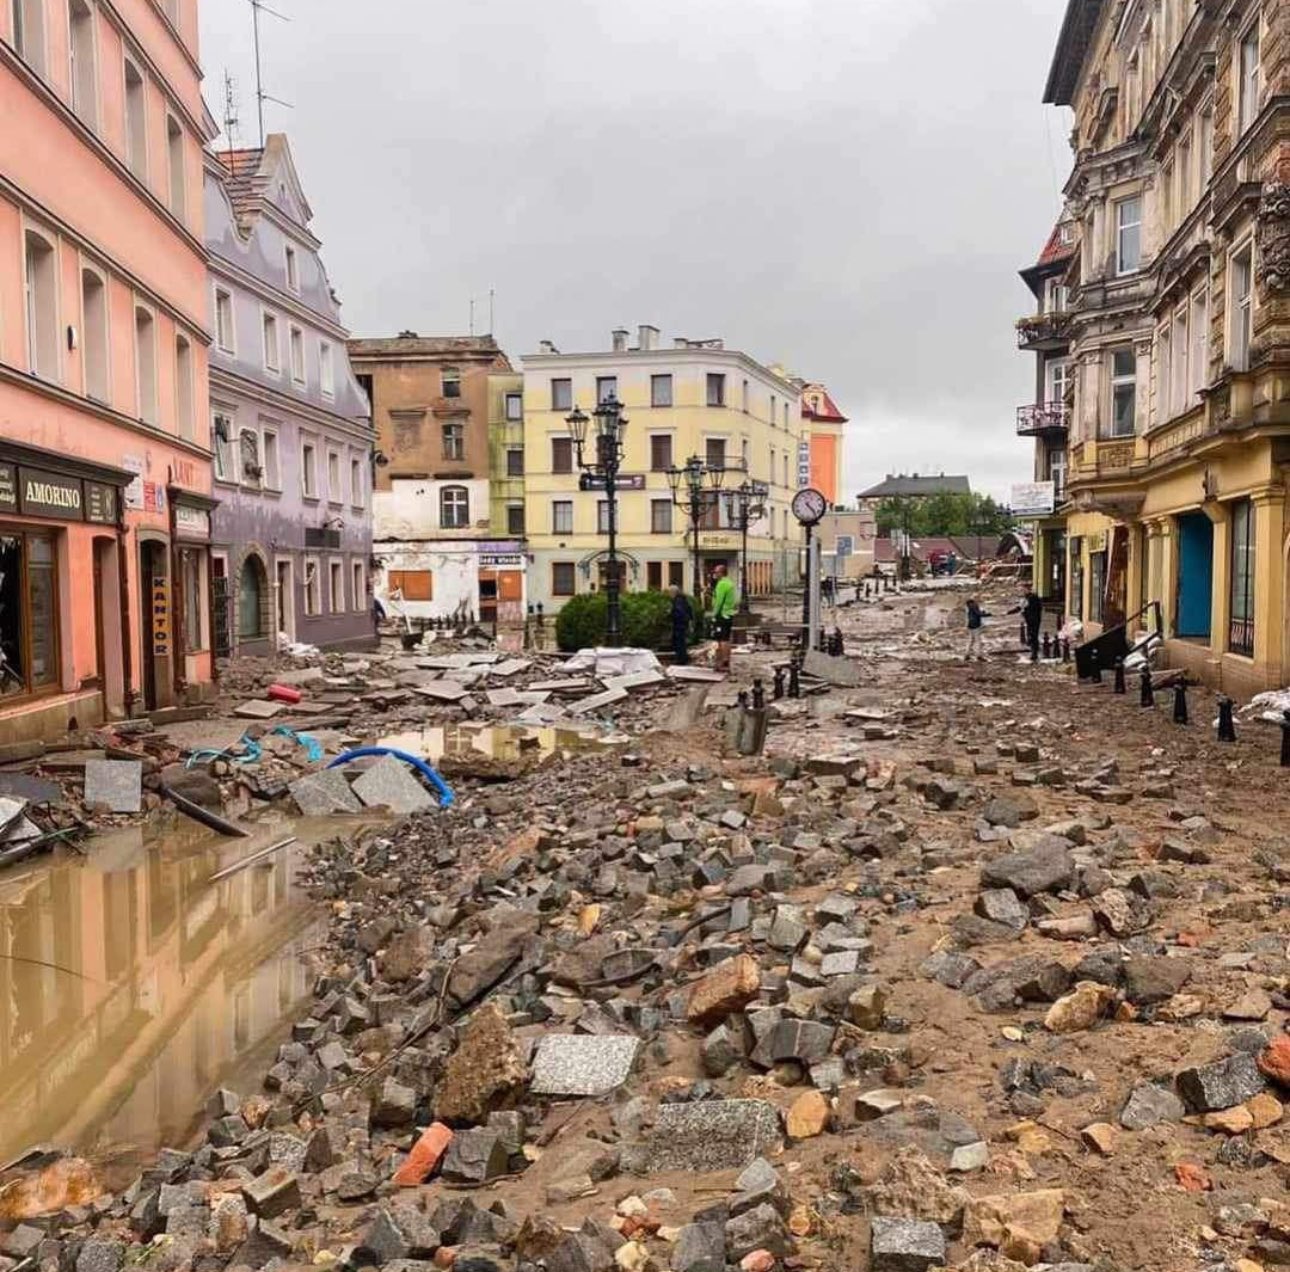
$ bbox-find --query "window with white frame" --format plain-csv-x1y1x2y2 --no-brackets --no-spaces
552,500,573,535
81,268,108,401
327,449,341,503
1230,244,1253,371
238,426,261,487
134,305,157,423
285,244,299,293
350,454,363,507
262,425,280,489
262,311,280,372
440,485,469,529
1157,327,1172,424
13,0,48,75
1190,288,1208,394
69,0,98,128
212,410,235,481
215,287,234,352
1109,349,1137,437
303,558,320,616
301,437,318,498
1116,197,1142,275
1171,307,1188,416
166,115,185,219
175,333,194,438
351,560,365,612
329,559,344,613
24,229,58,380
1045,358,1070,406
504,391,522,421
124,56,146,179
319,340,334,397
289,325,305,384
1043,278,1068,314
1238,20,1261,135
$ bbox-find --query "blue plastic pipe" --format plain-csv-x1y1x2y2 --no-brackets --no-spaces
326,746,455,809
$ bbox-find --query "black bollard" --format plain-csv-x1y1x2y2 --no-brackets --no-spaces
736,689,750,710
1089,649,1102,683
1281,710,1290,767
1140,667,1155,708
1019,619,1027,645
1062,638,1071,664
1216,695,1236,742
1114,658,1127,694
789,656,802,699
1173,680,1189,725
752,678,765,710
1042,633,1052,660
772,667,785,700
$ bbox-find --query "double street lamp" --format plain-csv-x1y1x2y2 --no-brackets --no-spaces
566,395,628,647
723,479,769,615
666,455,731,620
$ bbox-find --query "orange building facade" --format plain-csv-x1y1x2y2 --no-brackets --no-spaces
799,381,848,506
0,0,216,741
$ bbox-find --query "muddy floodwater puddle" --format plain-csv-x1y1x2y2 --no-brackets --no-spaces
0,813,342,1172
376,723,625,775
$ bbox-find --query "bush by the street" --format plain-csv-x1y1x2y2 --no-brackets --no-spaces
555,590,675,652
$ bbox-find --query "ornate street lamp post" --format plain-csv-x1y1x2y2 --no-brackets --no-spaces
666,455,728,629
723,479,769,615
567,395,628,647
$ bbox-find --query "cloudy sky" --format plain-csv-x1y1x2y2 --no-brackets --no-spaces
199,0,1072,504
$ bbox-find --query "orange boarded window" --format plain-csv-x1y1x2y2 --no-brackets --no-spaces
387,570,433,601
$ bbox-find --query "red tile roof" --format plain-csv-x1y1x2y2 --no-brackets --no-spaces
801,385,848,423
1035,222,1077,269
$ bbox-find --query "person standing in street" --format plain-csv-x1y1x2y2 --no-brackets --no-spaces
709,563,737,672
965,596,989,661
669,584,692,666
1008,586,1044,662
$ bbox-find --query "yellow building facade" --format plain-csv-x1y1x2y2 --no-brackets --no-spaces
1042,0,1290,697
522,327,807,611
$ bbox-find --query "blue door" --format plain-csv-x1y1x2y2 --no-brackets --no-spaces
1176,513,1213,639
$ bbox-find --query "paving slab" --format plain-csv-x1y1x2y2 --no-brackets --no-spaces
666,666,727,682
803,649,862,686
530,1035,641,1097
644,1099,782,1172
351,755,438,814
411,681,471,703
289,769,362,816
83,759,143,813
568,688,630,716
528,679,593,694
233,699,285,720
602,670,667,693
0,774,62,804
489,659,532,678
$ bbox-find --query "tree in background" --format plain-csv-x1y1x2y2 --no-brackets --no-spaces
875,492,1012,538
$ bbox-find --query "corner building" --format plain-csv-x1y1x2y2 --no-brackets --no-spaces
1,0,216,739
1045,0,1290,695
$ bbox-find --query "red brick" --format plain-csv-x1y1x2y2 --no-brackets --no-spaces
392,1122,454,1186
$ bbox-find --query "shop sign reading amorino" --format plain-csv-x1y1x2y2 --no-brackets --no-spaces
0,463,119,524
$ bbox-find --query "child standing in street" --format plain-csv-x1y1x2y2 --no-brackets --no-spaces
965,596,989,661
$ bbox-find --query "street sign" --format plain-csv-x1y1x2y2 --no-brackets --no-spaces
1010,481,1056,516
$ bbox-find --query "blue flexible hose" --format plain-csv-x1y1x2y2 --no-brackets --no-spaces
325,746,455,809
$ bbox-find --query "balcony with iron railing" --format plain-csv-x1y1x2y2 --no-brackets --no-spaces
1016,402,1070,436
1015,310,1072,350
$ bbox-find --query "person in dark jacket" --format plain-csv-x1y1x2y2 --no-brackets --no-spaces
1009,587,1044,662
965,596,989,661
669,584,692,666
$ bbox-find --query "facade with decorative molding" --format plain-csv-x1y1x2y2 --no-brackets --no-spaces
1041,0,1290,696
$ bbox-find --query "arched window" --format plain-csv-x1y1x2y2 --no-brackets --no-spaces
23,230,58,380
166,115,185,218
440,485,469,530
123,56,146,178
81,267,108,401
134,305,156,423
12,0,46,76
238,555,267,639
68,0,96,127
175,333,193,438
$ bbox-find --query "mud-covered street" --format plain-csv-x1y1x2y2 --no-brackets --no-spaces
1,585,1288,1272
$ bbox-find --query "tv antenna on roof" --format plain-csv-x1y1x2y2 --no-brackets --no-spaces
221,71,240,158
251,0,293,147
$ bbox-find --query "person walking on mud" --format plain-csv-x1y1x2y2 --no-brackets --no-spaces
669,584,692,666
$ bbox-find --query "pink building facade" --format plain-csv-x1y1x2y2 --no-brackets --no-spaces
0,0,216,741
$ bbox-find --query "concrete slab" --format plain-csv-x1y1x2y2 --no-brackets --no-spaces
351,755,437,814
233,699,285,720
644,1100,783,1172
0,773,62,804
289,769,362,816
666,666,727,682
489,659,533,678
568,688,630,716
602,670,667,693
412,682,471,703
83,759,143,812
803,650,861,686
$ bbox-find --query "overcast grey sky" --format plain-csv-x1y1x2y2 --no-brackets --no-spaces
200,0,1072,504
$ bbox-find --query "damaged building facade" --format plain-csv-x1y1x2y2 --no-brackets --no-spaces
1042,0,1290,695
206,137,374,656
1,0,217,741
349,335,525,631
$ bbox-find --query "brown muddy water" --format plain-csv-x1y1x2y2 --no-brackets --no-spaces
0,812,348,1173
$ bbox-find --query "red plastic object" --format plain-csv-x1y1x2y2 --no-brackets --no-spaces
266,683,302,704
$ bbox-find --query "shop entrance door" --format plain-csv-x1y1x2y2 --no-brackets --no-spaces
139,540,172,711
1176,512,1214,641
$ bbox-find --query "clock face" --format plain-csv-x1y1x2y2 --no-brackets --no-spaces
792,487,827,525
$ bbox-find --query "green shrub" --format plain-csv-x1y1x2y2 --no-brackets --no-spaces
555,590,677,652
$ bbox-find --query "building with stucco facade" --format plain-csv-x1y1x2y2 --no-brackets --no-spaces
205,136,373,656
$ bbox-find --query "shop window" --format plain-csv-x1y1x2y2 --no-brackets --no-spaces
1228,499,1255,656
81,268,109,402
0,532,59,698
180,547,203,652
238,555,268,639
1069,538,1084,621
667,561,684,588
646,561,663,590
1089,551,1107,624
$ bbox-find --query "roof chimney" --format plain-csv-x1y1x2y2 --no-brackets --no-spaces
611,328,629,352
638,324,659,351
673,337,689,349
538,339,558,355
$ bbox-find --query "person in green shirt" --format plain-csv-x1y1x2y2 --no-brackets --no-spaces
709,563,737,672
